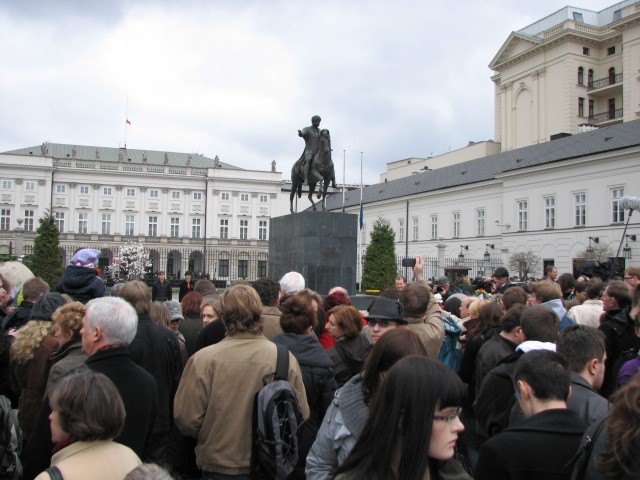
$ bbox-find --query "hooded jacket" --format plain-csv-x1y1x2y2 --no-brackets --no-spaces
55,266,106,304
327,335,369,388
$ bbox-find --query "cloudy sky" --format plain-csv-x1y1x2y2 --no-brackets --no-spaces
0,0,616,184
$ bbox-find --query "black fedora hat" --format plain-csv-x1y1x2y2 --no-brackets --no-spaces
366,298,407,324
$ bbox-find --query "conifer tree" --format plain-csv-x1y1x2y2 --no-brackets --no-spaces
362,218,397,291
30,210,63,288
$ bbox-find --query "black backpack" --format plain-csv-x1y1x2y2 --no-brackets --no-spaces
251,343,303,480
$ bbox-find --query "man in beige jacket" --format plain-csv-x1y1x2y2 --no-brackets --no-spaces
174,284,309,478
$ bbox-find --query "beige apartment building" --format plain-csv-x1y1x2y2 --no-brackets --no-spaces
491,0,640,151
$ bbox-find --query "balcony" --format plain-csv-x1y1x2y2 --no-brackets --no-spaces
589,108,623,125
588,73,623,96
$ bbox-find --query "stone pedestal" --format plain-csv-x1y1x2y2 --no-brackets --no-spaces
269,212,357,295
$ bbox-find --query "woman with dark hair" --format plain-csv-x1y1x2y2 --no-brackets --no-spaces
319,291,353,349
575,373,640,480
458,301,502,403
273,293,338,480
335,356,469,480
325,305,369,387
46,302,87,394
306,328,427,480
35,368,141,479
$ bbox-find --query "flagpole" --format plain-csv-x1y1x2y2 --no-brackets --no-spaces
358,151,363,291
124,96,129,148
342,149,346,213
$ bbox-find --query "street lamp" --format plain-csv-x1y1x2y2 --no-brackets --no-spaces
587,236,599,254
458,245,468,261
484,244,494,262
623,234,636,260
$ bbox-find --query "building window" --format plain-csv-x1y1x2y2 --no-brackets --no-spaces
612,187,625,223
574,192,586,226
609,67,616,84
608,98,616,119
170,217,180,237
193,192,202,201
240,193,249,202
517,200,528,230
544,197,556,229
192,218,201,238
453,212,460,238
25,181,36,191
78,213,88,234
588,99,594,118
238,260,248,278
2,180,12,189
149,189,159,198
125,188,135,197
24,209,35,231
574,12,584,22
577,67,584,85
398,219,405,242
412,217,419,241
125,215,135,236
259,220,268,240
101,214,111,234
587,69,594,87
218,259,229,277
612,9,621,21
608,46,616,55
220,219,229,239
54,211,65,233
578,97,585,117
103,187,112,196
79,185,89,194
171,191,180,199
221,192,230,201
430,214,438,240
476,209,485,236
583,46,590,55
258,260,267,278
0,209,10,231
259,194,268,203
56,185,66,193
148,216,158,237
240,219,248,240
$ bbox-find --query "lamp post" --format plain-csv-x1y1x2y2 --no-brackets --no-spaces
623,234,636,260
458,245,468,262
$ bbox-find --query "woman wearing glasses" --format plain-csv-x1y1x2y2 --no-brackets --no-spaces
334,355,471,480
306,328,427,480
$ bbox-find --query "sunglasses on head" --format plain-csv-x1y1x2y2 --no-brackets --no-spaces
368,318,398,328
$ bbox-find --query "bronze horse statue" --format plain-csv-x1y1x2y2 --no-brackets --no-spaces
290,129,337,213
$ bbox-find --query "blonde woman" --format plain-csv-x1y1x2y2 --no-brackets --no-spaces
10,292,68,438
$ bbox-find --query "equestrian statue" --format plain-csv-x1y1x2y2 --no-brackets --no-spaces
290,115,337,213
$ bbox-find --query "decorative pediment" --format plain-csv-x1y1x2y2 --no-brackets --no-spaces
489,32,541,70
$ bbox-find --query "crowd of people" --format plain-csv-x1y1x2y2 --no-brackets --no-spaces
1,250,640,480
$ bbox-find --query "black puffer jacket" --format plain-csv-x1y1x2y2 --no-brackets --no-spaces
327,335,369,388
55,265,106,304
272,332,337,480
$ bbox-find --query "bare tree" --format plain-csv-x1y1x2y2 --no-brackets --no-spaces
575,243,614,263
508,251,541,280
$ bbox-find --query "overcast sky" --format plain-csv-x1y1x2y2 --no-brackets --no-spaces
0,0,616,185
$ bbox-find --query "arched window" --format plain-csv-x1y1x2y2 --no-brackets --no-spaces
608,67,616,84
577,67,584,85
587,69,594,87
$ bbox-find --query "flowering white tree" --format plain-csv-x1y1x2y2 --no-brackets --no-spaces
108,242,151,280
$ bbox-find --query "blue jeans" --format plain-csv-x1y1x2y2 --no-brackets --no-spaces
202,473,250,480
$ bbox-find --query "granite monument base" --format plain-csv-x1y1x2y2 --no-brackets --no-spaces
269,211,357,295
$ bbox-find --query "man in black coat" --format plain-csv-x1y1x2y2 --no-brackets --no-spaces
152,270,172,301
475,350,587,480
121,280,182,464
474,305,559,443
598,281,639,397
21,296,158,480
1,277,50,332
